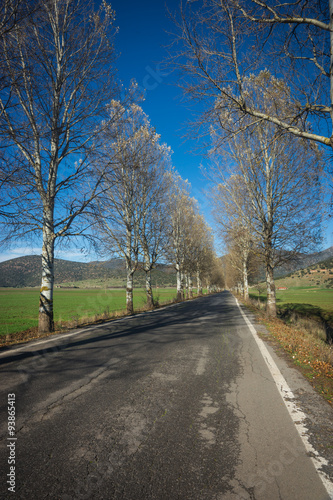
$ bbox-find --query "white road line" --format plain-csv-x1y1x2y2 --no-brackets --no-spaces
235,298,333,499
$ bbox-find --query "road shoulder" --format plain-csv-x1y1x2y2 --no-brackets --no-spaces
238,299,333,492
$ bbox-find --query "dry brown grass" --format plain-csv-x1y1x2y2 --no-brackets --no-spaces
239,295,333,406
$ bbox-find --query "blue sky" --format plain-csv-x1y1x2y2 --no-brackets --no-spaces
0,0,331,262
111,0,210,200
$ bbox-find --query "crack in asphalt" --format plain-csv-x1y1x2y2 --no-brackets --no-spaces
0,358,123,440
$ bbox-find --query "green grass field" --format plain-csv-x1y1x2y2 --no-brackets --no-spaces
0,287,178,336
250,286,333,323
275,287,333,310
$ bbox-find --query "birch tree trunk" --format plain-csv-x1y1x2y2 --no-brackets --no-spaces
266,263,276,317
265,232,276,316
188,275,193,298
242,257,249,300
184,273,189,299
264,152,276,317
181,271,186,300
176,265,183,301
125,225,135,315
126,267,134,315
196,270,203,296
145,269,154,309
143,247,154,309
38,208,55,334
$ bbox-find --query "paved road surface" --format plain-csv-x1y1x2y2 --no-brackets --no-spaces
0,291,332,499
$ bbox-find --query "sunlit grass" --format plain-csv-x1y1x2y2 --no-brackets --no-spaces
0,287,178,336
249,286,333,324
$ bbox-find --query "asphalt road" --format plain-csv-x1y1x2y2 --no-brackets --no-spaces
0,291,332,499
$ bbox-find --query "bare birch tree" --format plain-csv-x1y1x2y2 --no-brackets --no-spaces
184,212,215,297
0,0,118,333
166,173,219,300
211,122,322,316
173,0,333,150
212,175,258,300
138,163,172,308
95,102,172,314
166,173,195,301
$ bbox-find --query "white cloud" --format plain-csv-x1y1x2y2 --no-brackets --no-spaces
0,247,97,263
0,247,41,263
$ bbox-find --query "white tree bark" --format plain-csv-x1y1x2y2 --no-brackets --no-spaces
266,262,276,317
184,273,189,299
242,256,249,301
176,264,183,301
181,271,186,300
126,268,134,315
196,269,203,296
38,208,55,334
144,251,154,309
188,275,193,298
125,228,136,315
145,271,153,308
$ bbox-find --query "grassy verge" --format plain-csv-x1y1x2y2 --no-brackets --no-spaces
240,295,333,406
250,287,333,321
250,287,333,345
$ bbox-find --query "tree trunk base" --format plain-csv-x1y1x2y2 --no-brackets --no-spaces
146,294,154,309
266,301,277,317
38,311,54,335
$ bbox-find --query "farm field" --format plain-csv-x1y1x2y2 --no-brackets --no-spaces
250,286,333,322
0,287,178,337
275,287,333,310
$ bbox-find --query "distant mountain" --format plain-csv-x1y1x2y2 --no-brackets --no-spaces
0,255,176,288
295,246,333,269
220,246,333,283
274,256,333,289
88,258,125,270
274,246,333,278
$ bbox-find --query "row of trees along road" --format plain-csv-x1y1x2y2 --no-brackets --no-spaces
212,174,260,302
174,0,329,316
166,173,224,301
94,102,172,315
211,120,321,315
94,103,224,314
0,0,223,333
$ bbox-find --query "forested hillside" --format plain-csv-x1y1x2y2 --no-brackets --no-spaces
0,256,177,288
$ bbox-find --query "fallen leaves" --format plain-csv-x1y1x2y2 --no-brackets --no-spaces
244,302,333,406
